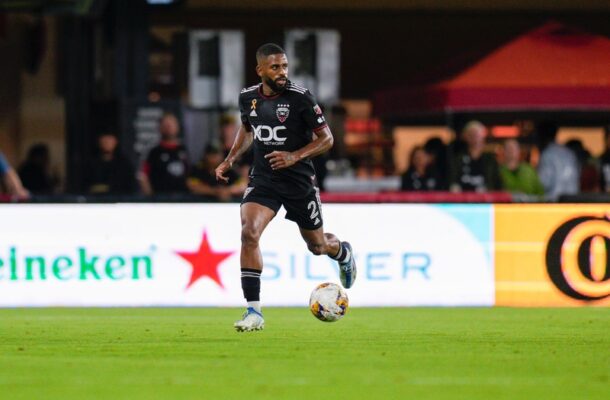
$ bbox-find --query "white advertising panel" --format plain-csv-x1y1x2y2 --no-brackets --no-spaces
0,204,494,307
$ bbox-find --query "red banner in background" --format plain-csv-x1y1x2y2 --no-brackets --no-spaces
321,191,513,203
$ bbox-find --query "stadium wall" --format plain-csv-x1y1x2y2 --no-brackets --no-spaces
0,203,607,307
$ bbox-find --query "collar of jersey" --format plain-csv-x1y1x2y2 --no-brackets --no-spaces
160,141,180,150
258,83,284,99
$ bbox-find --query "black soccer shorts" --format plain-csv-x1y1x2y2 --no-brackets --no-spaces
241,182,323,230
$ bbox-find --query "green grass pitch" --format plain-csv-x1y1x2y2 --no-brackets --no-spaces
1,308,608,400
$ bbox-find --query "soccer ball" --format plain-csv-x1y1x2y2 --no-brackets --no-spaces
309,282,349,322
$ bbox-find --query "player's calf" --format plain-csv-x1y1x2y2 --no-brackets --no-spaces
306,242,325,256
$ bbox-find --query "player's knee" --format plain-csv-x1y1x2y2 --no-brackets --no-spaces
307,242,325,256
241,226,261,247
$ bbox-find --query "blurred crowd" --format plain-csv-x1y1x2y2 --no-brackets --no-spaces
0,112,250,202
2,114,610,202
400,120,610,200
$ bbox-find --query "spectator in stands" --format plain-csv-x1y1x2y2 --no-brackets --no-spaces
139,113,190,195
82,132,137,195
220,113,254,177
599,126,610,192
446,124,467,161
220,114,239,157
499,139,544,196
0,150,29,199
401,146,439,191
449,120,502,192
187,143,246,201
423,137,449,190
18,143,57,195
535,121,579,200
565,139,599,192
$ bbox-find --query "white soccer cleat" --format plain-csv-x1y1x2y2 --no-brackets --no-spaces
339,242,357,289
234,307,265,332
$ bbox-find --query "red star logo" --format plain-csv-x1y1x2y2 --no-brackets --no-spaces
176,231,235,290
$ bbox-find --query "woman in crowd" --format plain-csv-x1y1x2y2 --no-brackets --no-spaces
401,146,439,191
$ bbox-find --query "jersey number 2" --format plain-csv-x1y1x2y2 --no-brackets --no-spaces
307,201,319,221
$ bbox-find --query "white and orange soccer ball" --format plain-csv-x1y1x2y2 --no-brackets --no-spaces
309,282,349,322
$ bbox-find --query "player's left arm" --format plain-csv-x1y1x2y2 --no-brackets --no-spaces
265,126,333,170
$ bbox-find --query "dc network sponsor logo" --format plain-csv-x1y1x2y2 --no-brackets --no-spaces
253,125,287,145
260,251,431,281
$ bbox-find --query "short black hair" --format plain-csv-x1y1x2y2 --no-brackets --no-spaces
256,43,285,61
535,120,558,149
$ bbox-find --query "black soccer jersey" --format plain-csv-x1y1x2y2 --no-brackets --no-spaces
239,81,328,195
144,143,189,193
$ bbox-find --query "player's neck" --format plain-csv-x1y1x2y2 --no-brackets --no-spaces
261,83,280,97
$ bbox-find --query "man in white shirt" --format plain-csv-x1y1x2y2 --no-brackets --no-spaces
535,122,579,201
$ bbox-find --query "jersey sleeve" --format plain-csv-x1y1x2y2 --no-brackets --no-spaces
238,92,252,132
301,91,328,132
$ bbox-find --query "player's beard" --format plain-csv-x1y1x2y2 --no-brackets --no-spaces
264,76,287,94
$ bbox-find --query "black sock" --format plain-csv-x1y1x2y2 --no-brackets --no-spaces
329,242,351,263
241,268,261,302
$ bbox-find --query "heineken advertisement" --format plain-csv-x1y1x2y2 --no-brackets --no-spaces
0,246,152,281
0,204,495,307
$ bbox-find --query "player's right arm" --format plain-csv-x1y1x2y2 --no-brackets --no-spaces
215,124,253,183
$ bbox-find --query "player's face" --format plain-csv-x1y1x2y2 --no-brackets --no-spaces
257,53,288,93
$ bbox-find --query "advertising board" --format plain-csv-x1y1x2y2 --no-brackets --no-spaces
0,204,495,307
495,205,610,306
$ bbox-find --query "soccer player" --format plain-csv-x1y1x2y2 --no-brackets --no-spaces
215,43,356,332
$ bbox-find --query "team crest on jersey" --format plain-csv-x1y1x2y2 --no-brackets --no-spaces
276,104,290,123
313,104,322,115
